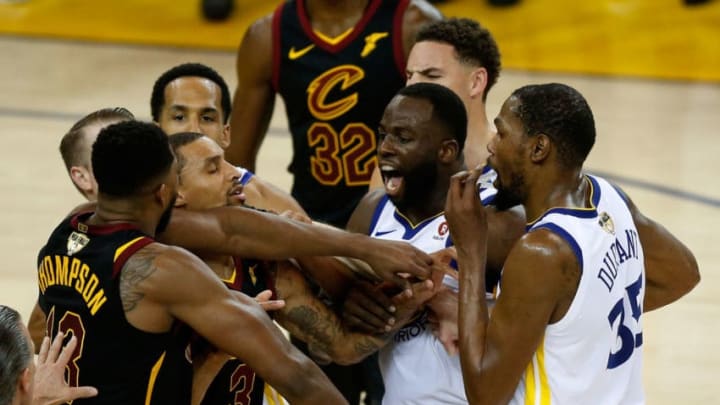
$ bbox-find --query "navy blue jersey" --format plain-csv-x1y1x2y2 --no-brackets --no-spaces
272,0,409,227
37,212,190,404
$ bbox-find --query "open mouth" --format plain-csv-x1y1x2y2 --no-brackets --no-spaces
380,164,404,197
227,181,246,205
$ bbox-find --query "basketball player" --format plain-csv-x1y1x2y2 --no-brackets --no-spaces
340,82,524,404
167,132,439,405
59,107,136,201
447,83,700,404
228,0,442,227
37,120,347,404
33,108,436,351
151,62,304,215
366,17,501,191
229,3,442,401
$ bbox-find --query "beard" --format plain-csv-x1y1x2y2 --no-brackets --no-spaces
393,159,438,213
493,170,525,211
155,195,177,234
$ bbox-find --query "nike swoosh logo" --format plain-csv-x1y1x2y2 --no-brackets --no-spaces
375,230,396,237
288,44,315,60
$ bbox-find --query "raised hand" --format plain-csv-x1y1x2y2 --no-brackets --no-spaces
445,168,488,254
33,332,98,405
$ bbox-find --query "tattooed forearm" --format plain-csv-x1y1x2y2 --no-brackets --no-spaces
282,305,337,355
120,249,159,312
354,336,383,358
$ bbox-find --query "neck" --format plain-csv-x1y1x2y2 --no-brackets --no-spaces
524,168,587,223
306,0,368,29
399,166,460,224
89,196,159,236
464,100,493,170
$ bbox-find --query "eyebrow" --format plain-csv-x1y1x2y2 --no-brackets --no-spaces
169,105,219,115
406,67,441,76
204,154,222,168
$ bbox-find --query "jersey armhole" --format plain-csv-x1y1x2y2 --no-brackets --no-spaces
531,223,584,275
368,194,390,235
271,3,285,92
392,0,411,77
112,237,155,279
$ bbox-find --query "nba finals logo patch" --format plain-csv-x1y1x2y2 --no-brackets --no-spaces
598,212,615,235
434,221,449,240
67,231,89,256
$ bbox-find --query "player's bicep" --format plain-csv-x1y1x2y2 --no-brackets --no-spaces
479,233,576,400
230,16,276,167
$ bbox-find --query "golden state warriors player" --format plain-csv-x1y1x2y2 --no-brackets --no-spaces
447,83,699,404
342,83,524,404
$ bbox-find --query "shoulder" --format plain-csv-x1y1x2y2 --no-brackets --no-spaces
346,189,386,234
124,243,205,280
513,228,578,267
502,228,581,296
237,13,274,60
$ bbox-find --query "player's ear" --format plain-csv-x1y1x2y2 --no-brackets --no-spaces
70,166,94,193
530,134,551,162
438,139,460,163
469,67,488,100
18,366,32,396
174,190,187,208
218,124,231,149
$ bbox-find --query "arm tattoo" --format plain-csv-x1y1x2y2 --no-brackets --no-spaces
120,248,159,313
282,304,389,360
283,305,336,355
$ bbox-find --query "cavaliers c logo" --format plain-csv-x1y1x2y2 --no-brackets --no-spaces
307,65,365,121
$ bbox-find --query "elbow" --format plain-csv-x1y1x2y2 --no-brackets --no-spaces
676,251,701,296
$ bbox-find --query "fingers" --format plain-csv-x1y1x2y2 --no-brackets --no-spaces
259,299,286,312
46,331,65,364
57,335,78,366
254,289,273,303
343,286,396,333
67,386,99,400
37,335,51,364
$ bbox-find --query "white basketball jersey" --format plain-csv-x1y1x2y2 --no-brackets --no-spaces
368,167,499,404
510,175,645,405
369,194,465,405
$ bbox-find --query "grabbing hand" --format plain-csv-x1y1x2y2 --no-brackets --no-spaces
342,281,397,334
33,332,98,405
254,289,285,312
362,239,434,295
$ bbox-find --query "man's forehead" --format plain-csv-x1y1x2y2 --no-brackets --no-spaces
181,137,223,162
383,95,433,126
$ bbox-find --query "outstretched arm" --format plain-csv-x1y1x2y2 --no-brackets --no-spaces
124,244,346,404
227,15,275,169
242,175,306,215
620,189,700,311
160,206,433,290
